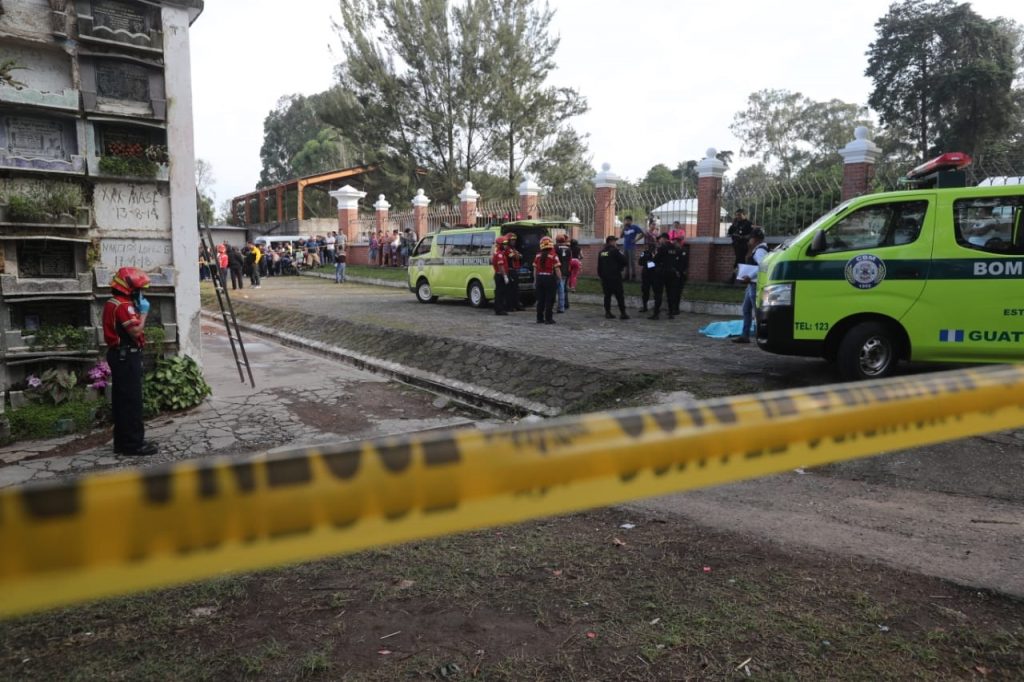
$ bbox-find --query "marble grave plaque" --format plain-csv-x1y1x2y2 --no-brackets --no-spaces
92,0,149,36
96,61,150,102
5,117,67,160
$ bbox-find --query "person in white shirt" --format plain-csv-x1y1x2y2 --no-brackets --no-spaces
733,228,769,344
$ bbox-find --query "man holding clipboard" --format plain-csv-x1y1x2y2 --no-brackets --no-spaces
732,228,768,344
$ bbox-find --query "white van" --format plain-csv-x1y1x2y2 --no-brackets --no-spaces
254,235,306,249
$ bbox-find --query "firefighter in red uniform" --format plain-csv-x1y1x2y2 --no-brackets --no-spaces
102,267,158,456
504,233,525,311
533,236,562,324
491,236,510,316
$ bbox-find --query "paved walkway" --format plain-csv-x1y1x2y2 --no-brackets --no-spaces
0,321,481,489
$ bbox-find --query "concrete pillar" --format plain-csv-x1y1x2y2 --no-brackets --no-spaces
258,189,267,223
459,182,479,226
412,188,430,237
162,3,202,361
329,184,367,243
568,212,581,240
592,163,620,239
518,174,540,219
696,148,726,238
839,126,882,200
374,194,390,234
276,186,284,222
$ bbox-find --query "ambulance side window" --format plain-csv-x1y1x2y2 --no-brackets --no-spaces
954,196,1024,255
412,236,433,257
448,233,472,256
819,201,927,253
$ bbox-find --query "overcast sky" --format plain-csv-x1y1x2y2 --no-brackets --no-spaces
190,0,1022,209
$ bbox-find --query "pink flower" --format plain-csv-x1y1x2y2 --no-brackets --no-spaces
27,375,42,388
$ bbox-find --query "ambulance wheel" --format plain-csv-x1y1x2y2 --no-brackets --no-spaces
468,280,487,308
416,278,438,303
837,321,896,381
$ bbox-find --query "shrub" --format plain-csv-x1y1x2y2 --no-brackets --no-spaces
8,194,47,222
25,368,78,405
98,156,159,178
29,325,92,351
143,355,211,416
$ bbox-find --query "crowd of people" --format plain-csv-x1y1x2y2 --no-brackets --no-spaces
198,231,352,289
368,228,419,267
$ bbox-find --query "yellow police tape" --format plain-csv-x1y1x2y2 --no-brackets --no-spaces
2,364,1024,617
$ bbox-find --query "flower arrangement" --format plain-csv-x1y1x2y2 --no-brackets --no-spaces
105,141,145,158
87,361,111,390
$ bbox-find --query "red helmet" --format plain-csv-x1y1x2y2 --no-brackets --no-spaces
555,234,567,243
495,236,508,246
111,266,150,296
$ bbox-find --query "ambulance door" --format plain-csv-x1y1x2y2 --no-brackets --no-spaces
795,198,932,343
908,194,1024,362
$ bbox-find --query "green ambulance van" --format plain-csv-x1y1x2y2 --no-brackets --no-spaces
755,155,1024,380
408,220,573,307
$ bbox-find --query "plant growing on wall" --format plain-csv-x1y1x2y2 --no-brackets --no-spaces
28,325,92,351
0,58,25,90
2,181,86,223
25,368,78,405
98,155,159,178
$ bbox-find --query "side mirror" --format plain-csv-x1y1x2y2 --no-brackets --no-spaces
808,230,827,256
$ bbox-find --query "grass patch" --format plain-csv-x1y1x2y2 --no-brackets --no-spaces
4,396,100,442
4,508,1021,680
319,264,408,282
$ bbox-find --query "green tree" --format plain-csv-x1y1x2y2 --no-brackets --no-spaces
484,0,588,193
639,163,677,189
526,128,592,191
866,0,1022,161
258,95,342,187
731,89,870,177
326,0,588,202
195,158,215,226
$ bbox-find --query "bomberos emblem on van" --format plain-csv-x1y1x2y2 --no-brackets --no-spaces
845,254,886,289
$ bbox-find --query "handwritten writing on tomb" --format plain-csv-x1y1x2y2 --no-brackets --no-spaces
100,239,172,270
96,184,165,225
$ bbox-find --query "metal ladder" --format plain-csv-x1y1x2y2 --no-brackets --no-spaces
198,203,255,388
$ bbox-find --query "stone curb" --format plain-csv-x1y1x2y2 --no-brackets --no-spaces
202,311,561,419
301,270,743,316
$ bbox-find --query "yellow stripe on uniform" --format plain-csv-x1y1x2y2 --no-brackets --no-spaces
2,365,1024,617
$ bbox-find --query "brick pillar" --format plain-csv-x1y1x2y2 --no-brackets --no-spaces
696,148,725,238
518,174,540,219
412,188,430,237
329,184,367,243
592,162,620,239
373,194,390,235
258,190,267,223
275,186,284,222
839,126,881,200
459,182,479,226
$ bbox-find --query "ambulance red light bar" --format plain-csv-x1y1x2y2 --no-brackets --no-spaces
905,152,972,180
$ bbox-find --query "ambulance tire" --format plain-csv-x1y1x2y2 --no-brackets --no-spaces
416,278,438,303
837,321,897,381
468,280,487,308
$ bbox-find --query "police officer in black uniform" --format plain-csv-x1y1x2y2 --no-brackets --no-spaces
637,240,656,313
649,233,680,320
102,266,158,456
597,235,630,320
668,235,689,317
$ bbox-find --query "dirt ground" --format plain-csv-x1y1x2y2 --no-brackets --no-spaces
2,507,1021,681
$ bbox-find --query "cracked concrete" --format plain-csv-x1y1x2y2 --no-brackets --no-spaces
0,321,488,489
